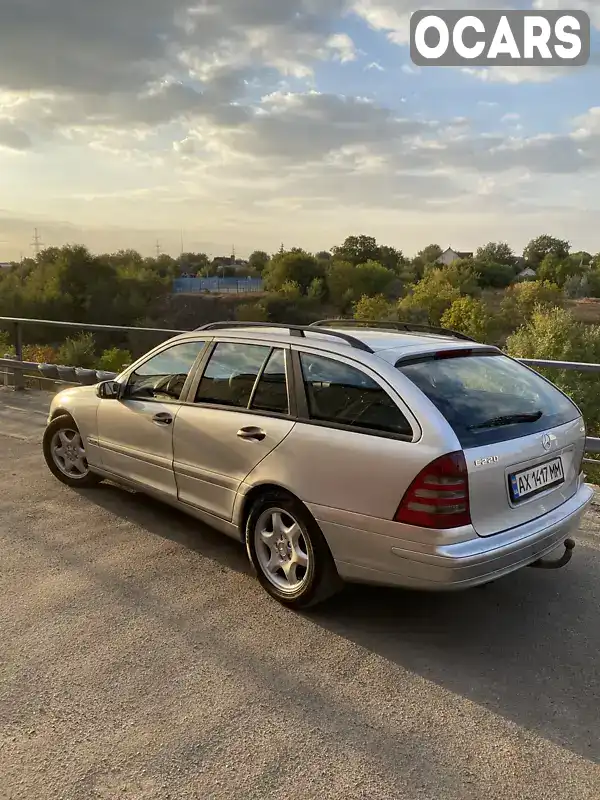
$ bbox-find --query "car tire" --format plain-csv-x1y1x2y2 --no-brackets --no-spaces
43,415,102,488
245,490,343,610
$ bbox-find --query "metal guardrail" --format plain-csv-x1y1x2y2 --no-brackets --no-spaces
1,316,599,464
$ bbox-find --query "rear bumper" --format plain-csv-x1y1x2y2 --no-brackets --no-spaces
313,480,594,590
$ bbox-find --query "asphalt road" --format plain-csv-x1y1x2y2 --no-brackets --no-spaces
1,389,599,800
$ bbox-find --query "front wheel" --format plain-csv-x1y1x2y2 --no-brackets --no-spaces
43,415,102,488
245,491,343,610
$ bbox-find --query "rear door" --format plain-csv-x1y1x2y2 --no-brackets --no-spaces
397,351,585,537
172,340,296,520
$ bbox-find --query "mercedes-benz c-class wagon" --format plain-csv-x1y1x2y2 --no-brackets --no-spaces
42,320,593,608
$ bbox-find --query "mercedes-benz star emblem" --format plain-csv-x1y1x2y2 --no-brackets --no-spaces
541,434,552,451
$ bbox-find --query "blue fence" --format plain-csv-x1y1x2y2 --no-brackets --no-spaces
173,277,264,294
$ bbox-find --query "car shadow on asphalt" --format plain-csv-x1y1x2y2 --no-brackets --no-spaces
75,481,252,577
311,563,600,765
77,481,599,766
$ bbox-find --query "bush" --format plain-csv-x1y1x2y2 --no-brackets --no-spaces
500,280,562,329
398,269,461,325
98,347,132,373
507,306,600,434
23,344,59,364
56,332,97,368
440,297,491,341
307,277,326,301
325,259,396,312
354,294,397,321
0,330,13,356
263,250,324,294
235,302,269,322
278,280,302,300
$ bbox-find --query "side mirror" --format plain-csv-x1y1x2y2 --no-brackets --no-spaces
96,380,123,400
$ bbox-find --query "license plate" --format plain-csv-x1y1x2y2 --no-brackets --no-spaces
509,457,564,501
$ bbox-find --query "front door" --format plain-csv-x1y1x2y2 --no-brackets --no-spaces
96,339,208,497
173,341,295,520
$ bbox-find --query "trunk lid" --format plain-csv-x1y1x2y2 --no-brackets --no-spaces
464,417,585,537
396,349,585,537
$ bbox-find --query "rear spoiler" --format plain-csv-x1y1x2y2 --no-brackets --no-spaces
394,346,502,368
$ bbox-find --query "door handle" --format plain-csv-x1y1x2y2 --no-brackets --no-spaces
237,426,266,442
152,412,173,425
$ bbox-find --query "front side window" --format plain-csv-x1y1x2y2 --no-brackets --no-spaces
195,342,285,410
125,341,206,401
299,352,413,437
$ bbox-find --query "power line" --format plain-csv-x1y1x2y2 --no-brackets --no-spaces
30,228,44,255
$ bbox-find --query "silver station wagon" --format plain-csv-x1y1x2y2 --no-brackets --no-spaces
42,320,593,608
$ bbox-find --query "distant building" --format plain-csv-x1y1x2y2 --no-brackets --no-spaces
517,267,536,281
437,247,473,266
0,262,11,269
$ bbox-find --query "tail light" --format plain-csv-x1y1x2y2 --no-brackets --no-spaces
394,451,471,529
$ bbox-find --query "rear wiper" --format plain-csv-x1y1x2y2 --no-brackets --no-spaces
468,410,543,430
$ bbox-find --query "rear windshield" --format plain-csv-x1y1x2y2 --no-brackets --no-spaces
397,352,580,448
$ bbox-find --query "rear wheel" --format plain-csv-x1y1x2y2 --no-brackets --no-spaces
245,491,343,609
43,415,102,488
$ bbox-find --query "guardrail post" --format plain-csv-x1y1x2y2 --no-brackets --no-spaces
13,321,25,390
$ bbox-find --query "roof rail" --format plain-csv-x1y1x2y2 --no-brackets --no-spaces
195,321,375,353
308,318,476,342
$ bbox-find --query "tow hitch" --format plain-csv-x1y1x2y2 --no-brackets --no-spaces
529,538,575,570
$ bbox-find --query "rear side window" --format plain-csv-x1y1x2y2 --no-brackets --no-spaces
397,353,579,448
195,342,271,408
299,352,413,438
195,342,289,415
250,349,289,414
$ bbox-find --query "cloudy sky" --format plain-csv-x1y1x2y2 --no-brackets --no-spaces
1,0,599,260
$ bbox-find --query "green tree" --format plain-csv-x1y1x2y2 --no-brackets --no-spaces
179,252,210,273
440,297,491,341
325,260,356,312
307,277,326,301
586,268,600,298
107,249,145,268
412,244,443,276
442,259,481,296
398,269,462,325
476,261,515,289
506,306,600,436
523,234,570,268
278,280,302,300
376,245,408,274
354,294,397,322
263,250,324,294
248,250,270,274
475,241,516,267
500,279,562,328
535,252,585,288
325,260,396,312
563,274,590,299
331,235,380,266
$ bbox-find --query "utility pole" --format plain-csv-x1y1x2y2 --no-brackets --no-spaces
30,228,44,256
